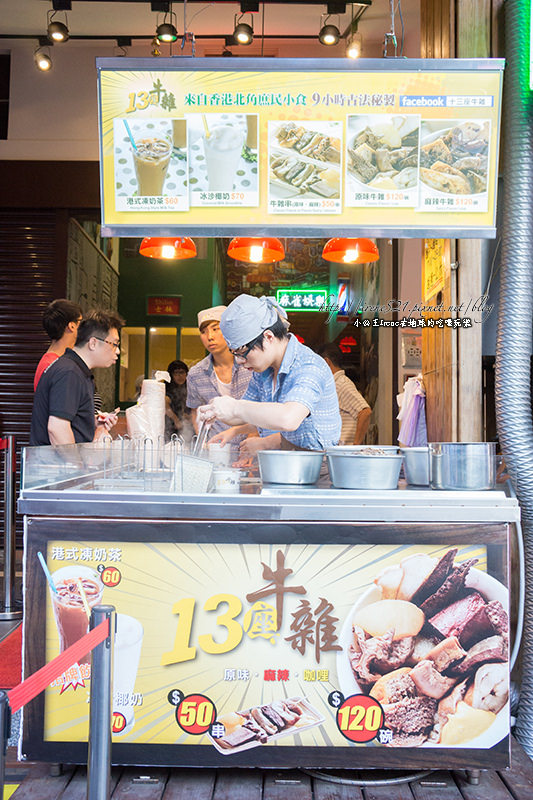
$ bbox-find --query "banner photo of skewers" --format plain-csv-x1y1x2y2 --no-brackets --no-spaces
345,114,420,209
188,113,259,208
268,120,342,215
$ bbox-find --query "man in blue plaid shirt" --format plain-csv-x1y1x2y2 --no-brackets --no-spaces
186,305,251,439
199,294,341,455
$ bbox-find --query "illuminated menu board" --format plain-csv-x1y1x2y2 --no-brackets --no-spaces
97,57,504,239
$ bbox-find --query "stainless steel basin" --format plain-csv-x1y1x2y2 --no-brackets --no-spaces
429,442,496,490
257,450,324,485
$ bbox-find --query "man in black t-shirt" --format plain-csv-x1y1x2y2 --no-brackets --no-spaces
30,309,125,446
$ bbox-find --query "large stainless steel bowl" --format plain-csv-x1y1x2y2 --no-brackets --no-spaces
400,446,429,485
257,450,324,485
429,442,496,490
326,451,403,490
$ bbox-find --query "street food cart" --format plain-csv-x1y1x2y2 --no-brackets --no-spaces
18,442,518,771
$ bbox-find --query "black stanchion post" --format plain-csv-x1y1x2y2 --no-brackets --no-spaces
0,435,22,621
87,605,115,800
0,690,11,797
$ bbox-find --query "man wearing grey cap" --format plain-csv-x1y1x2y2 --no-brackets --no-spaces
199,294,341,453
186,304,251,437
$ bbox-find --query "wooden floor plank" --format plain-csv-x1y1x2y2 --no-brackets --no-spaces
162,768,216,800
410,770,464,800
453,769,515,800
364,780,416,800
59,766,122,799
499,737,533,800
263,770,312,800
213,769,263,800
10,763,75,800
313,774,364,799
111,767,170,799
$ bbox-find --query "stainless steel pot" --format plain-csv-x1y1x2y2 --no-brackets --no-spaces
400,446,430,486
257,450,324,485
429,442,496,490
326,451,403,490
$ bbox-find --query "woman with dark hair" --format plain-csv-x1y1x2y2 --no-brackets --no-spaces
165,360,193,443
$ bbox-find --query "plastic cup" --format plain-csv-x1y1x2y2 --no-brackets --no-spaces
132,130,172,196
208,442,231,467
50,565,104,664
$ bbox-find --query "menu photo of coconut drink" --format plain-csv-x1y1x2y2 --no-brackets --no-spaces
268,120,343,215
113,118,189,212
345,114,420,209
188,112,259,208
418,119,491,213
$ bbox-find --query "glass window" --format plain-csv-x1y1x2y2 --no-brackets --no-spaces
180,327,206,367
148,327,178,378
119,327,146,402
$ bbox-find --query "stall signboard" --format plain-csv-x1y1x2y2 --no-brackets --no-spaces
97,57,504,240
275,287,328,312
24,520,510,768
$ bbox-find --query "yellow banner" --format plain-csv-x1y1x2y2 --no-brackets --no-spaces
42,539,509,754
98,60,503,235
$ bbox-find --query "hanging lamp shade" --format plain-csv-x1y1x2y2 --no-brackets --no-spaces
322,237,379,264
227,237,285,264
139,237,197,260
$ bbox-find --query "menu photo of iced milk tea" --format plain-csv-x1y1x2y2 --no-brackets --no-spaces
114,118,189,212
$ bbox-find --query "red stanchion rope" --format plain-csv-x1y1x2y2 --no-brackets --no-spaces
8,619,109,714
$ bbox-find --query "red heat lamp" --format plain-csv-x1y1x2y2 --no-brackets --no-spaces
139,237,197,260
227,237,285,264
322,238,379,264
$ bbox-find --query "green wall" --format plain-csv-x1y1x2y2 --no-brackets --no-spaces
118,239,218,328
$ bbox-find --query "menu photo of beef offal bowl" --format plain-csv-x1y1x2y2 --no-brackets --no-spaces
418,119,491,212
345,114,420,208
268,120,342,214
336,548,509,748
209,696,325,754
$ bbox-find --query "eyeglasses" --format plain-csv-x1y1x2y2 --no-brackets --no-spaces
230,341,256,361
94,337,120,351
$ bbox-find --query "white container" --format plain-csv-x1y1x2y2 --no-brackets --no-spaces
213,468,241,494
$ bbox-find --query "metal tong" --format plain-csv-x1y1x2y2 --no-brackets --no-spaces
192,419,211,457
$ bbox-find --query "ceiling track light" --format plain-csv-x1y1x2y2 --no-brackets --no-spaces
47,10,69,43
233,13,254,46
34,47,52,71
156,3,178,43
319,14,340,46
346,30,362,59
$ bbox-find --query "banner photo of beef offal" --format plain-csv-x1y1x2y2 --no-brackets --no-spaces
41,540,509,757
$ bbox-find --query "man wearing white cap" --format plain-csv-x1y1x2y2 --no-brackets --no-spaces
199,294,341,453
186,304,251,437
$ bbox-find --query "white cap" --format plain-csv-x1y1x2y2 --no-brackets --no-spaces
220,294,289,350
197,305,227,330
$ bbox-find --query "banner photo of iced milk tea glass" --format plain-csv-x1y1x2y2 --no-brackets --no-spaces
50,565,104,664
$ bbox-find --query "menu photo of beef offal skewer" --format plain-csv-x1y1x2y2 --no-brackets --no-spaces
345,114,420,209
267,120,343,215
336,547,509,749
208,696,325,754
